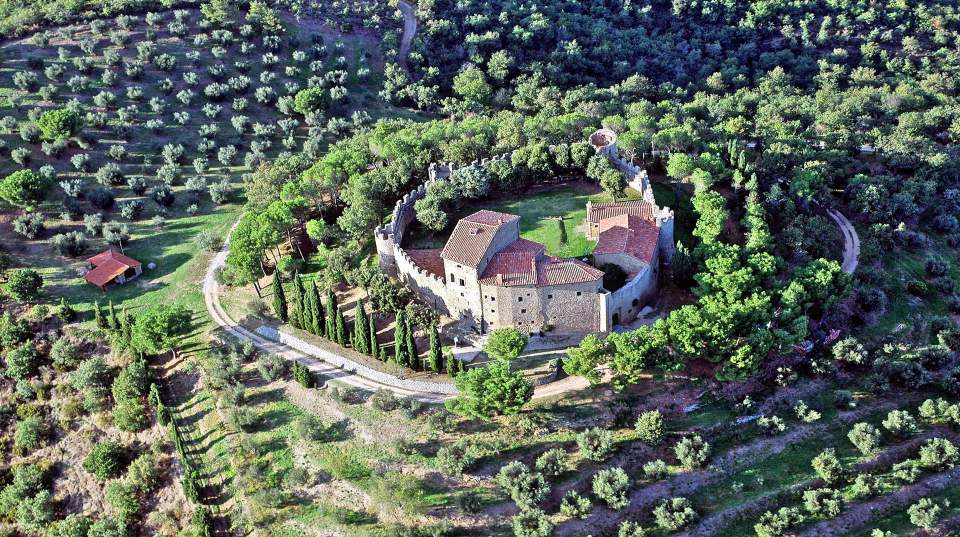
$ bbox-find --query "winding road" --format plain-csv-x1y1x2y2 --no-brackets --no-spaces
826,207,860,273
396,0,417,70
203,224,588,401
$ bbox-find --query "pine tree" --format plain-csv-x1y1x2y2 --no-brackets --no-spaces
405,317,418,370
428,323,442,373
368,309,378,357
335,307,346,346
94,301,106,328
309,282,324,336
271,270,288,322
107,301,119,330
393,309,407,366
290,272,306,329
354,301,369,355
325,289,336,339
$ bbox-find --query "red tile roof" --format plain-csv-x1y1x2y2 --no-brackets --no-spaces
87,248,141,269
594,216,660,263
441,210,519,268
85,249,141,289
588,200,656,225
479,239,603,287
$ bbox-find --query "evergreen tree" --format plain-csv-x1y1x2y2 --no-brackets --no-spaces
457,358,466,374
354,300,369,355
379,344,387,361
309,281,324,336
393,309,407,366
120,307,132,348
271,270,288,322
446,352,456,376
405,317,418,370
301,281,315,333
368,309,378,357
94,301,106,328
428,323,442,373
290,272,306,329
335,307,346,346
325,289,336,339
107,301,120,330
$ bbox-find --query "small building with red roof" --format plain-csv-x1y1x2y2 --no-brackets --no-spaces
84,249,143,291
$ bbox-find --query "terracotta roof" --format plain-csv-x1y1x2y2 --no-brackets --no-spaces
87,248,141,269
594,216,660,263
85,249,141,289
588,200,656,225
85,259,131,288
441,210,519,268
404,249,445,278
479,240,603,287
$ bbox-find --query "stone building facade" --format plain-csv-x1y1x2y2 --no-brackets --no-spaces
374,131,675,334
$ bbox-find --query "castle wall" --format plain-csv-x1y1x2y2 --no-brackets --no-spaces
394,247,450,315
604,252,659,326
483,279,603,334
594,252,649,275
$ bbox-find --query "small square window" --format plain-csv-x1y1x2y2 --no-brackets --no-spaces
490,297,496,302
521,309,527,314
547,294,553,299
460,292,465,297
459,279,465,286
457,264,462,269
450,273,455,280
576,291,582,296
518,297,523,302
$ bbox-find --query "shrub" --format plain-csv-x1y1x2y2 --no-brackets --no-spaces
617,521,649,537
674,434,711,469
833,337,868,364
1,170,50,208
371,388,398,411
11,147,31,165
51,231,89,257
208,179,232,203
592,467,630,510
754,507,805,537
256,353,287,381
37,108,81,140
152,184,175,206
802,488,843,518
484,327,528,361
635,410,665,445
5,342,41,379
87,187,115,210
848,422,882,456
14,415,47,451
643,459,669,480
559,490,591,519
811,448,845,484
495,461,549,510
882,409,918,436
577,427,614,461
850,473,881,499
653,497,697,531
534,448,568,478
918,437,959,470
15,489,53,531
294,414,328,441
105,480,140,520
925,257,949,277
84,441,127,481
511,509,553,537
908,498,947,529
47,514,92,537
435,440,480,475
6,269,44,302
12,213,44,239
50,338,82,371
113,398,149,432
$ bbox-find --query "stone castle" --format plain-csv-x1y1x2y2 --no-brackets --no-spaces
374,130,675,334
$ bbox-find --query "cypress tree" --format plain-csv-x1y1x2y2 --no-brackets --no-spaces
368,308,378,357
405,317,418,370
309,282,324,336
107,301,119,330
354,301,369,355
325,289,336,339
120,306,132,347
335,307,346,346
301,281,315,333
271,270,288,322
428,323,442,373
457,358,466,374
378,344,387,361
290,272,306,329
94,301,106,328
445,352,456,376
393,309,407,365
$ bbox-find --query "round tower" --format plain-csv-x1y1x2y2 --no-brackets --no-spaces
589,128,619,159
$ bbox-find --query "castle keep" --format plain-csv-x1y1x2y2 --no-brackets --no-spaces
374,130,675,334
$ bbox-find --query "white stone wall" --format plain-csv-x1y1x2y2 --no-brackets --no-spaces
603,247,660,326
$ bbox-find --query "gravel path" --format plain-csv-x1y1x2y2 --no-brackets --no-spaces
397,0,417,69
826,207,860,273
